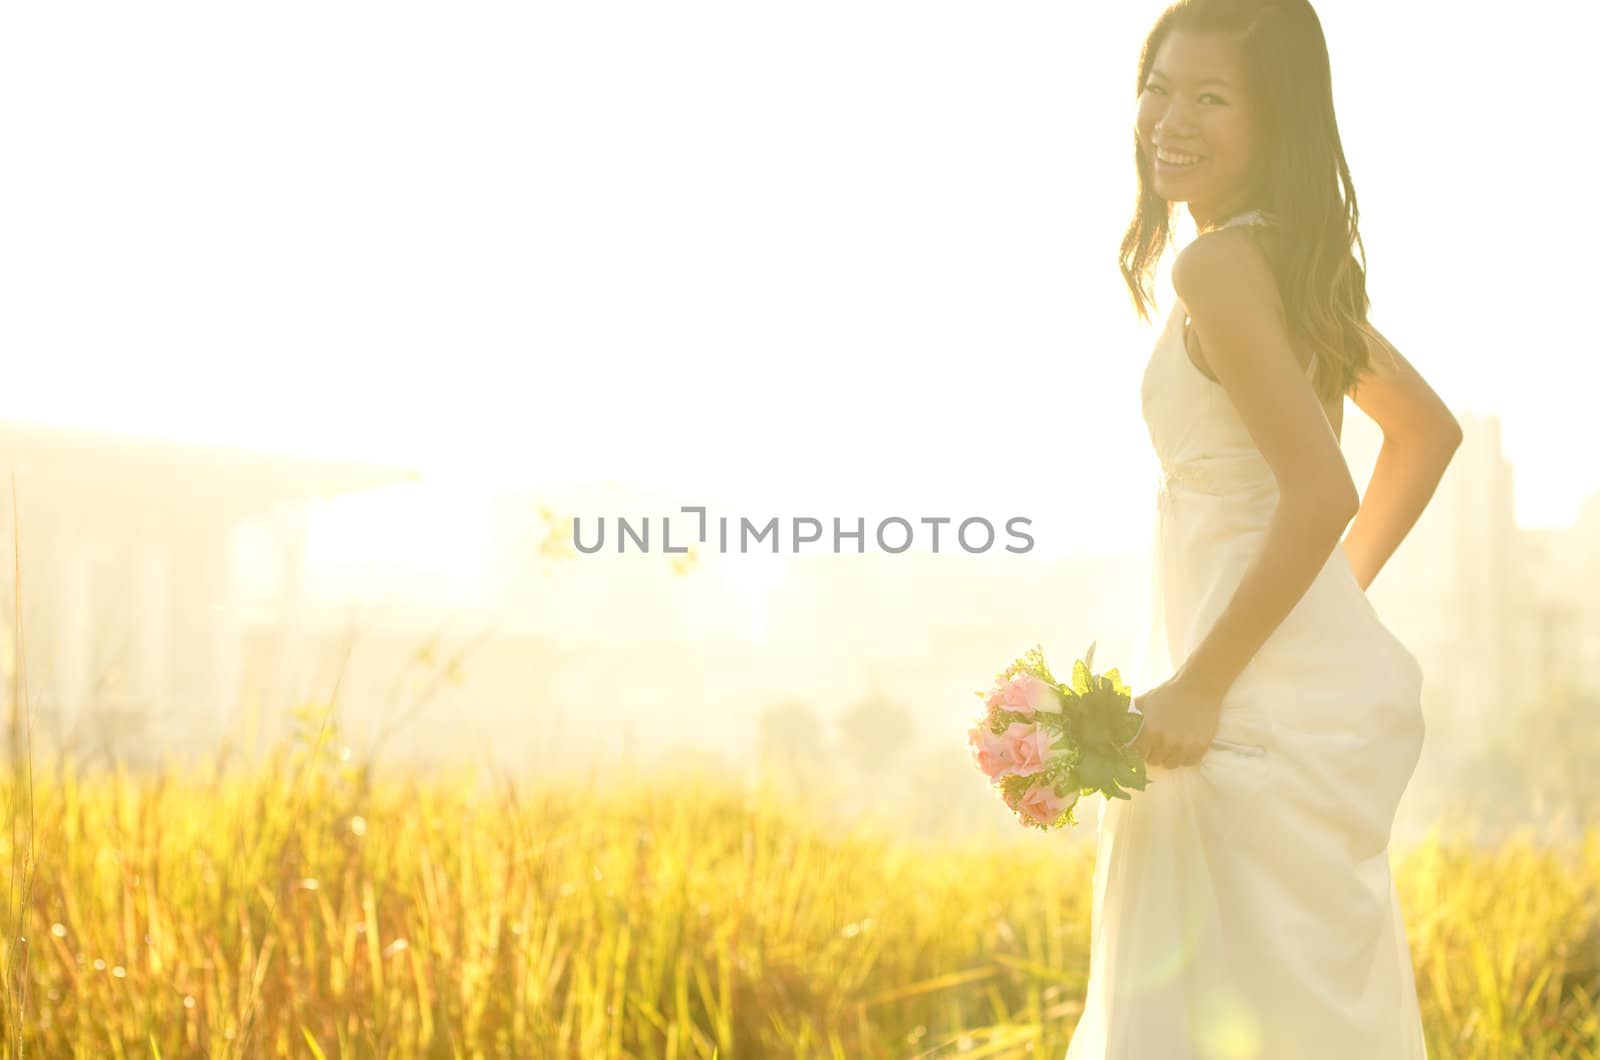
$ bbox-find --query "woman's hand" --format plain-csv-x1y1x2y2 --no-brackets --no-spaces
1127,675,1224,769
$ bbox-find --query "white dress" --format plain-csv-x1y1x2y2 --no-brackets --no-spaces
1064,211,1429,1059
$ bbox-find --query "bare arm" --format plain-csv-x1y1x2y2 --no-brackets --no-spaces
1168,230,1361,702
1341,325,1463,590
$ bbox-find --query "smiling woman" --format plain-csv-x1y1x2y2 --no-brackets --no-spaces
1063,1,1460,1058
1136,34,1256,229
1119,0,1382,413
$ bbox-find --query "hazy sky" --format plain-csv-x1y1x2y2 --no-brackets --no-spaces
3,2,1593,556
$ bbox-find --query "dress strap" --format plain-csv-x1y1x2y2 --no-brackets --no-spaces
1218,209,1274,230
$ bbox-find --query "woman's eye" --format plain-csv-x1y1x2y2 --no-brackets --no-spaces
1142,83,1167,95
1200,93,1228,105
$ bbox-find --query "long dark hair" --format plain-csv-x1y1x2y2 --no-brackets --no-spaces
1120,0,1382,403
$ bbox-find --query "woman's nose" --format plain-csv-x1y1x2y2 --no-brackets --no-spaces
1154,99,1199,137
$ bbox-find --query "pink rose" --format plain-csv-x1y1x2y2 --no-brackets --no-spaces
1024,678,1064,716
1003,675,1037,713
966,725,1012,782
1000,721,1055,778
989,674,1063,718
1017,783,1078,828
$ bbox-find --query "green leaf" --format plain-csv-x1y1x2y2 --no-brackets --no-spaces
1078,754,1114,792
1114,755,1149,790
1072,659,1091,695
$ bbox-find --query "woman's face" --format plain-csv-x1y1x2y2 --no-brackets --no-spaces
1135,28,1259,226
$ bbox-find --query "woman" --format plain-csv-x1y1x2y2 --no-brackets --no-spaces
1064,2,1461,1057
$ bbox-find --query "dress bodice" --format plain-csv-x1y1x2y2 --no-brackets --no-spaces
1138,209,1329,507
1131,209,1417,699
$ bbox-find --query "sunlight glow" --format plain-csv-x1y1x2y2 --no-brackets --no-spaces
1,1,1592,545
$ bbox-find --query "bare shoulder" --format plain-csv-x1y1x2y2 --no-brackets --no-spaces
1171,227,1280,314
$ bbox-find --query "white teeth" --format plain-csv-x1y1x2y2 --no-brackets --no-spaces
1155,148,1201,165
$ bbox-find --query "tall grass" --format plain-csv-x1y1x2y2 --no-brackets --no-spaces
3,473,37,1059
0,721,1597,1058
2,482,1597,1056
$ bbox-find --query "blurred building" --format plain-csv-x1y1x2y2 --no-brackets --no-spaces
1518,491,1600,695
0,419,417,765
2,411,1594,780
1346,410,1598,756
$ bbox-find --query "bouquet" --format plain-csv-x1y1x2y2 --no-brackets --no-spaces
965,641,1148,830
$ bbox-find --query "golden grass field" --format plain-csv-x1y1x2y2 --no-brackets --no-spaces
1,715,1597,1059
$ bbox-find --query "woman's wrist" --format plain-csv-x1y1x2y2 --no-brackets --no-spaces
1173,661,1230,709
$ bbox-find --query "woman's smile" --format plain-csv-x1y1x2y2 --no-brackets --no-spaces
1153,144,1206,177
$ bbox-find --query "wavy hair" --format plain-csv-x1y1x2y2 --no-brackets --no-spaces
1119,0,1385,403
